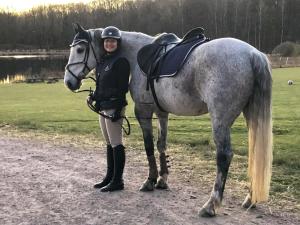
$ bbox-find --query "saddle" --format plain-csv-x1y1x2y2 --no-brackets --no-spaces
137,27,209,80
137,27,210,112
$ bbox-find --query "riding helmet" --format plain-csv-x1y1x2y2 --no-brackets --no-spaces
101,26,121,40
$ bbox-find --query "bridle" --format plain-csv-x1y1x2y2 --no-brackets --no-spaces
65,31,97,86
65,31,131,135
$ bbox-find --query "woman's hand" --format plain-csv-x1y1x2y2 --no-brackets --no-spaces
111,109,122,122
86,95,94,105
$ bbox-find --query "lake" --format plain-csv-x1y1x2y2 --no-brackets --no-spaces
0,55,68,84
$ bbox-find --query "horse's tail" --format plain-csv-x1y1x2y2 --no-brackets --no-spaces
243,50,273,204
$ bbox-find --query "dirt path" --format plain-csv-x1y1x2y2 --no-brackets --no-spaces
0,132,299,225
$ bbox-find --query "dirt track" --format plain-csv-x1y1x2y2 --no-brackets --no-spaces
0,131,299,225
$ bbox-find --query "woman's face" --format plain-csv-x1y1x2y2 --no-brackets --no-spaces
103,38,118,53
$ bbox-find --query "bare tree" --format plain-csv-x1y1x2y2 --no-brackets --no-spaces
280,0,285,43
0,0,299,53
258,0,263,50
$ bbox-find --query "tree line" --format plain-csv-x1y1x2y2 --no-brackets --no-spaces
0,0,299,53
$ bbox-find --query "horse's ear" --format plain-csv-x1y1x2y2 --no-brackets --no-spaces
72,22,85,33
94,29,102,40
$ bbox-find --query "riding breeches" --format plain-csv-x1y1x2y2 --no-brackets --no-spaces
99,108,125,147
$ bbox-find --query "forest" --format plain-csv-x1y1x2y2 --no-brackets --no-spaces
0,0,299,53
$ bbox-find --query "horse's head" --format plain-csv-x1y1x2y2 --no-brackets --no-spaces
64,23,100,91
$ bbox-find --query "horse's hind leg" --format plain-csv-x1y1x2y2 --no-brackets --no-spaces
199,123,233,217
155,112,169,189
135,104,159,192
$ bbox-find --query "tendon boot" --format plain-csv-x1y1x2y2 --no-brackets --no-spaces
100,145,125,192
94,145,114,189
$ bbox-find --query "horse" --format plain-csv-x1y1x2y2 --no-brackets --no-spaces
64,24,272,217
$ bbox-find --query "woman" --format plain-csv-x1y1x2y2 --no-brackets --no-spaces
88,26,130,192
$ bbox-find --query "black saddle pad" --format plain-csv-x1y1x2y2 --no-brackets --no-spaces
137,36,209,78
158,37,208,77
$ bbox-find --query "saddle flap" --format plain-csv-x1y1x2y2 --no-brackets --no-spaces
137,43,162,75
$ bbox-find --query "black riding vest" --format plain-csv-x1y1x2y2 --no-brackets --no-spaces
93,53,129,110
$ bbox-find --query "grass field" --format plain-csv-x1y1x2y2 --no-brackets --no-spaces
0,67,299,207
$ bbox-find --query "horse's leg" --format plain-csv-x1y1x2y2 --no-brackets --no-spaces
135,104,159,192
199,123,233,217
155,112,169,189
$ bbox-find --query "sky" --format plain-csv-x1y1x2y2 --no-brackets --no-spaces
0,0,92,12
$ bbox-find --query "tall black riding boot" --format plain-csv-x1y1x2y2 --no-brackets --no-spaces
100,145,125,192
94,145,114,188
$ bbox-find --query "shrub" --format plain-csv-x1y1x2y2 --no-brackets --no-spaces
272,41,300,57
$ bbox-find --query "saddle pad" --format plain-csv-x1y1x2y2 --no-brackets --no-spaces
137,37,208,78
157,37,208,77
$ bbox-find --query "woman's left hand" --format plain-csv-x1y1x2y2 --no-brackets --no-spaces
111,111,121,122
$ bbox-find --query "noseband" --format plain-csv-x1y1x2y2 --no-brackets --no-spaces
65,31,98,83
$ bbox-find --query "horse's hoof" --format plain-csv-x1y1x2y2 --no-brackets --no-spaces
139,179,156,192
155,176,169,189
242,194,256,209
199,206,216,217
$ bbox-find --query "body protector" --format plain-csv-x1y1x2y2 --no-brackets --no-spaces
92,53,130,111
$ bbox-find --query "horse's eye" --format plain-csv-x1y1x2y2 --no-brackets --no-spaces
77,47,84,54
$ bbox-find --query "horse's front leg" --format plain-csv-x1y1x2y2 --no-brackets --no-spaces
199,124,233,217
135,104,158,191
155,112,169,189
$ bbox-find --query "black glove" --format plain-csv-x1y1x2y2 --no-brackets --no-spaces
86,92,101,112
88,91,95,100
86,94,94,105
111,109,122,122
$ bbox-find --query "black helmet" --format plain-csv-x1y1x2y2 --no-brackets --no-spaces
101,26,121,40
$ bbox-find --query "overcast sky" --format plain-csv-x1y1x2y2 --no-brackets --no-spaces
0,0,91,12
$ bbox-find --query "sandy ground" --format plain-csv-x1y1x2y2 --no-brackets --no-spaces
0,130,299,225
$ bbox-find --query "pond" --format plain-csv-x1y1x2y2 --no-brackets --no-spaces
0,55,68,84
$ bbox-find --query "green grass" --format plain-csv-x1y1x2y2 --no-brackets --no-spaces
0,67,300,204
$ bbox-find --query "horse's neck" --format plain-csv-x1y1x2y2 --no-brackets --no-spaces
121,31,153,63
89,29,102,63
90,29,153,76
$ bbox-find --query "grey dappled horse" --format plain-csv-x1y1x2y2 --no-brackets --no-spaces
64,24,272,217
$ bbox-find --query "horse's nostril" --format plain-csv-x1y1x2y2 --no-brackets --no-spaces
66,80,73,89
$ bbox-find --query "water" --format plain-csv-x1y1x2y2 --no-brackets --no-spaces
0,55,68,84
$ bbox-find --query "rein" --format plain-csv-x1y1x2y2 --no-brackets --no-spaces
67,31,131,135
86,99,131,136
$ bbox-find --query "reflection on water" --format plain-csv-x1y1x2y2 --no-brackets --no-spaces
0,55,59,59
0,55,68,84
0,75,26,84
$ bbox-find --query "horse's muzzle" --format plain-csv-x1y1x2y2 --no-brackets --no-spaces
64,77,81,91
